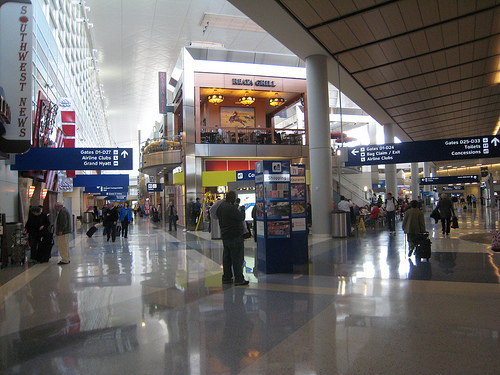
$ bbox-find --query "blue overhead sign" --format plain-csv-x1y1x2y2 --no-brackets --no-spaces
419,175,479,185
85,186,129,194
11,148,133,171
147,183,162,192
346,136,500,166
73,174,129,187
236,170,255,181
105,194,128,201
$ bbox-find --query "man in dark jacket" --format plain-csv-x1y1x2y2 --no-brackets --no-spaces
217,191,249,286
103,203,119,242
24,206,50,262
436,193,455,236
55,201,71,265
193,197,202,225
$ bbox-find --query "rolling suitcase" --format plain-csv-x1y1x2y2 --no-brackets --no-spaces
37,232,53,263
413,232,431,261
87,225,98,238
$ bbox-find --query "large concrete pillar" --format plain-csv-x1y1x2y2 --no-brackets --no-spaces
384,124,397,197
411,162,419,200
306,55,333,236
368,122,379,190
423,162,431,193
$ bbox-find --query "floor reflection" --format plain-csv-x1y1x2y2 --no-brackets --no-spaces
0,207,499,374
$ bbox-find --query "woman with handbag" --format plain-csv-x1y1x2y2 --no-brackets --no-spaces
168,201,178,231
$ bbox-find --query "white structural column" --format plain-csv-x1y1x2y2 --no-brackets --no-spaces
411,162,420,200
423,162,431,193
369,122,379,189
306,55,333,236
384,124,397,197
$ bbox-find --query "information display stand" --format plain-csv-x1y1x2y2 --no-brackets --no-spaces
255,161,308,274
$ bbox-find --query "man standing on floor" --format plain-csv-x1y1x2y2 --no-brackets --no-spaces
385,192,398,235
103,202,119,242
167,201,178,231
217,191,249,286
337,196,353,236
436,193,455,236
55,201,71,265
193,197,202,225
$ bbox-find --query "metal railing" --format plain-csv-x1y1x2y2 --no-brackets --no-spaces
338,175,371,206
200,127,306,145
142,135,183,155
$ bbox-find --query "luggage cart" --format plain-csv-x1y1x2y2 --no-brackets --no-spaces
10,225,28,265
407,232,431,261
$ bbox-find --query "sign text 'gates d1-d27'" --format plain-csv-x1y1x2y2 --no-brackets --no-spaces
345,136,500,166
11,147,133,171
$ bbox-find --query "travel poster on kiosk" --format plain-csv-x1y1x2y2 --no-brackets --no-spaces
290,164,308,266
254,160,292,274
290,164,307,232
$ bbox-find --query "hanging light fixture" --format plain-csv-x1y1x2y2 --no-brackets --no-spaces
269,97,285,107
207,93,224,104
239,95,255,106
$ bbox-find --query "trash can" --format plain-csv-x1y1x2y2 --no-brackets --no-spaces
211,218,221,239
332,210,348,238
83,212,93,223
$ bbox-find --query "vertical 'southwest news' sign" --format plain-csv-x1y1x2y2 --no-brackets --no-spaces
0,1,32,153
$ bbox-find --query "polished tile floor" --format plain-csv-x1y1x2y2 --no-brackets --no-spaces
0,206,499,374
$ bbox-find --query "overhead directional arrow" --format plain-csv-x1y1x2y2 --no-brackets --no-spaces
351,149,359,156
491,137,500,146
121,150,129,158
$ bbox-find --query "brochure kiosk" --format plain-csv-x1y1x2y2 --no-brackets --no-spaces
255,161,308,274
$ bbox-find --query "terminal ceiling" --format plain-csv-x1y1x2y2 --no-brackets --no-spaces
85,0,500,169
84,0,293,149
229,0,500,168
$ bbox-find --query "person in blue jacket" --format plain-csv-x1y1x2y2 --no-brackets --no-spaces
119,201,133,238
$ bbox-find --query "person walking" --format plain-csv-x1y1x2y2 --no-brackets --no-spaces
385,192,398,235
193,197,202,225
403,200,426,256
168,201,178,231
436,193,455,236
54,201,71,265
24,206,50,262
103,202,118,242
217,191,249,286
119,202,133,238
337,196,353,236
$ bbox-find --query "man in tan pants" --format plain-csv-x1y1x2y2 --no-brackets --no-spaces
55,201,71,265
